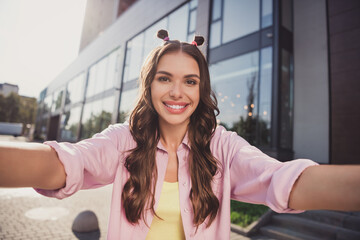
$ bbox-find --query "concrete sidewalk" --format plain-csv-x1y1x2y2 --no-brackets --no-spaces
0,186,112,240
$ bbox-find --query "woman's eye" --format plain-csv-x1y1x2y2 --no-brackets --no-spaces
186,79,197,85
158,76,169,82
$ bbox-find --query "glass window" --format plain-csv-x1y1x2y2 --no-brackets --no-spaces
280,49,293,149
105,50,117,91
143,19,167,61
212,0,222,21
258,47,272,146
118,88,138,123
210,50,259,145
190,0,198,9
52,89,64,112
101,96,115,130
60,105,81,142
127,33,145,82
93,57,108,96
168,4,189,42
40,116,48,139
210,21,221,48
86,66,97,98
222,0,260,44
189,9,197,33
43,95,52,115
81,95,115,139
66,73,85,105
262,0,273,28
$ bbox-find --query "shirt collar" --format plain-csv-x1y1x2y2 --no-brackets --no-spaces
156,131,191,152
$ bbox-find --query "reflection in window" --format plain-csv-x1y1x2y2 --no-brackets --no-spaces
81,95,115,139
210,51,259,145
66,73,85,106
124,33,145,83
87,66,97,98
168,4,189,41
106,51,118,90
52,89,64,112
280,49,293,149
210,21,221,48
60,105,81,142
223,0,259,43
94,57,108,96
189,8,197,33
212,0,222,21
210,0,272,48
40,117,48,139
258,47,273,146
262,0,273,28
118,88,138,123
143,19,167,62
86,49,121,98
43,95,52,115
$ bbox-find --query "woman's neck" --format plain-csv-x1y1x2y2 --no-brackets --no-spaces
158,121,188,152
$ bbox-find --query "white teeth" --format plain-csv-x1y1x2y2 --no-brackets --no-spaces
165,104,186,109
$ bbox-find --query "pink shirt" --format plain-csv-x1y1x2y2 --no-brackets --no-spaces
36,124,318,239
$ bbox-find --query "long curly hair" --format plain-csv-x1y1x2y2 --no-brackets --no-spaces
121,30,220,228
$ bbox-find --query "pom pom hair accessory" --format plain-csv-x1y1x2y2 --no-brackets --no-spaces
157,29,204,47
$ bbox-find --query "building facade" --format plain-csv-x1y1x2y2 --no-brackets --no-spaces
35,0,360,165
0,83,19,97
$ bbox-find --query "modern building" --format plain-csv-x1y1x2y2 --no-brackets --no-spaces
35,0,360,165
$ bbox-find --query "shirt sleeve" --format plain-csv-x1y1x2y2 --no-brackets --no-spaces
213,126,318,213
35,124,131,199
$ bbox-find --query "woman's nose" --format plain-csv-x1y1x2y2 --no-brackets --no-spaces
169,82,183,98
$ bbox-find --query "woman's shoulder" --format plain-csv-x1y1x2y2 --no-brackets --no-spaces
211,125,248,145
210,125,251,160
99,122,131,137
96,122,135,150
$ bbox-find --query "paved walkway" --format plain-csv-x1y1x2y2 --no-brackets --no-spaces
0,135,252,239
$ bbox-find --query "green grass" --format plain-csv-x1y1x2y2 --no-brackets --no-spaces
230,200,269,228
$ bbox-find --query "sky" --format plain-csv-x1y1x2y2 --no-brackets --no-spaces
0,0,87,98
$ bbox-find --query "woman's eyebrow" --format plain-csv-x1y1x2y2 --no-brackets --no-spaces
156,71,172,76
184,74,200,79
156,71,200,79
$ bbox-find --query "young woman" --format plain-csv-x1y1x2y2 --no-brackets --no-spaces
0,30,359,240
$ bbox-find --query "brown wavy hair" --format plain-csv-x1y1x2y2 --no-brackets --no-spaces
122,30,220,228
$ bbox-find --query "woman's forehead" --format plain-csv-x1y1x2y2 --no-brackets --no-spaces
156,52,200,75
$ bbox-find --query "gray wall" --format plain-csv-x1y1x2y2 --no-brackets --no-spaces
293,0,329,163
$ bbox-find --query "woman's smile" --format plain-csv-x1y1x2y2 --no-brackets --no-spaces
163,101,189,113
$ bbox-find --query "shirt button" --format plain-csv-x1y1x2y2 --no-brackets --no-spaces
184,208,189,213
182,181,187,186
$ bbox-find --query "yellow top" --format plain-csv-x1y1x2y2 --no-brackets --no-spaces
146,181,185,240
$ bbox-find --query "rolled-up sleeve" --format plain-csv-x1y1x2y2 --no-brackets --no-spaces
35,124,130,199
213,126,318,213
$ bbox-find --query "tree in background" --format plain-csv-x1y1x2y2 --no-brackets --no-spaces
0,92,37,134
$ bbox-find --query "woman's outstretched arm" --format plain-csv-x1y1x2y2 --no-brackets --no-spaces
289,165,360,211
0,142,66,190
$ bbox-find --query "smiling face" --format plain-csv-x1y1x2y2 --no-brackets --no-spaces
150,51,200,129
